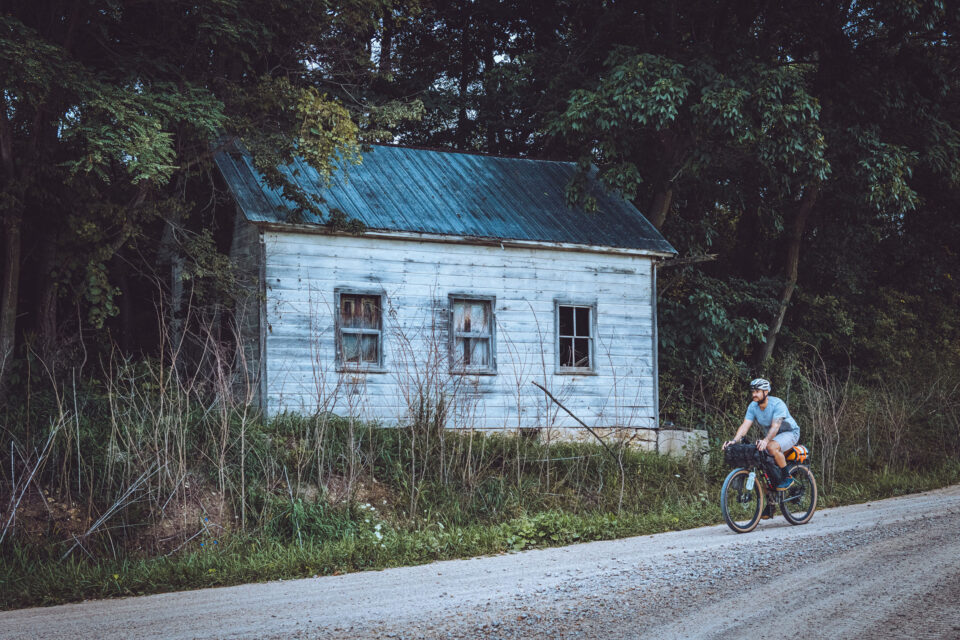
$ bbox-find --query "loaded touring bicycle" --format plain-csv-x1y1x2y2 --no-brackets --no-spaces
720,442,817,533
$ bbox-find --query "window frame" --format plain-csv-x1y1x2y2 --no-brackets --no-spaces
554,299,598,375
448,293,497,375
334,287,387,373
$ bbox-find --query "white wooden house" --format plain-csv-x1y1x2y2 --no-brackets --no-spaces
216,144,676,434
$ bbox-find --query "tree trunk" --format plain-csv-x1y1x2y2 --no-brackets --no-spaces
379,11,393,76
36,232,60,360
114,254,134,354
649,128,681,230
756,184,819,365
455,8,473,149
456,68,471,149
648,186,674,230
0,93,20,389
0,212,22,382
159,218,186,354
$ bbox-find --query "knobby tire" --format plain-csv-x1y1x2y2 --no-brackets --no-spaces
779,464,818,525
721,468,764,533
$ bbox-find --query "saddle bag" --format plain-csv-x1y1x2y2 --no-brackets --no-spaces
785,444,809,464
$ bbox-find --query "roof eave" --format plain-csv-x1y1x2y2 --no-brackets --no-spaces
253,221,677,259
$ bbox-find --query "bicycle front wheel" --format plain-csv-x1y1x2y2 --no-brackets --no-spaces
721,468,764,533
780,465,817,525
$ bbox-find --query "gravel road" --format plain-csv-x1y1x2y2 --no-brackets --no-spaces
3,485,960,640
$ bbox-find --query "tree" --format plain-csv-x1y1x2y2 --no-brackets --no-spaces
541,1,960,368
0,0,421,389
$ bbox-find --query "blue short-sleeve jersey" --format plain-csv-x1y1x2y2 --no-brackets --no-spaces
744,396,799,435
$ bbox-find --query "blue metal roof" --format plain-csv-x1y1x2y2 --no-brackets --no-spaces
215,144,676,254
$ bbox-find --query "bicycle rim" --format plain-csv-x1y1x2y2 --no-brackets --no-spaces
780,465,817,525
721,468,763,533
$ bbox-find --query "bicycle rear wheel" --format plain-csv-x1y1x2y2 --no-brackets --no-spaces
721,468,764,533
779,465,817,525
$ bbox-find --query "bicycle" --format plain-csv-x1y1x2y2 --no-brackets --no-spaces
720,441,818,533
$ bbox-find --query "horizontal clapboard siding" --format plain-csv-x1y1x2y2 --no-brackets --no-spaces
259,231,658,429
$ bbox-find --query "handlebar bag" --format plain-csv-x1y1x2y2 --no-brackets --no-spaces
724,443,759,468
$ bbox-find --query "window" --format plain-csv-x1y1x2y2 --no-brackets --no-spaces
449,296,496,374
336,291,384,370
556,302,595,372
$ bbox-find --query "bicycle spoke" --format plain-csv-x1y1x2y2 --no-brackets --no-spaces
721,468,763,533
779,466,817,524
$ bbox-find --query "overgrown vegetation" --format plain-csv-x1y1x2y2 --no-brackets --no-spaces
2,346,958,609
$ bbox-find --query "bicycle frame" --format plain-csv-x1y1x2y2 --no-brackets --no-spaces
741,459,784,510
728,444,795,507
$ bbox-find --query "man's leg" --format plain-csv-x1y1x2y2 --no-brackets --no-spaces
767,440,786,468
768,439,795,490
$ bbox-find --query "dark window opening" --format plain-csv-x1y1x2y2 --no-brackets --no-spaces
557,304,594,370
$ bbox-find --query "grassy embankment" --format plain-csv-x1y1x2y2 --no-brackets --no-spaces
3,408,958,610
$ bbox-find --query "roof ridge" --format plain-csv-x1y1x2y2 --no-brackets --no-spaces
367,142,575,165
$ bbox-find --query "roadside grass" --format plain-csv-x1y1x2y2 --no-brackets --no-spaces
4,449,957,611
5,336,959,611
819,461,960,507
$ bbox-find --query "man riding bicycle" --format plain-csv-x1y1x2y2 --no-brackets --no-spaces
722,378,799,492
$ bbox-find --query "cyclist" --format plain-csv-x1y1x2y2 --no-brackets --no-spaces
722,378,800,492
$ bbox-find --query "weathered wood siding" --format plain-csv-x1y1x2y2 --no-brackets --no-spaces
229,210,264,405
262,231,658,430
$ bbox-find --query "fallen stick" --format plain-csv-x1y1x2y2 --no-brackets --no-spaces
531,381,626,512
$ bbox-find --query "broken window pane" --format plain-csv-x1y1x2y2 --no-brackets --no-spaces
573,338,590,367
453,304,468,333
557,304,594,369
342,334,360,363
559,337,574,367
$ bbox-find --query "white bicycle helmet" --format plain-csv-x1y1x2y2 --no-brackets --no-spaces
749,378,771,391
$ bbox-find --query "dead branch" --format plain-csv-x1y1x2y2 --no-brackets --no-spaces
656,253,718,268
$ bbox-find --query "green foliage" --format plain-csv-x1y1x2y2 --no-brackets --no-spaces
263,497,384,545
82,262,122,329
553,51,829,207
851,129,920,213
505,511,580,550
0,2,425,381
659,279,770,371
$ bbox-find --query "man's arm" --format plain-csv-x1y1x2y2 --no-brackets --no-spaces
723,419,753,449
757,418,783,451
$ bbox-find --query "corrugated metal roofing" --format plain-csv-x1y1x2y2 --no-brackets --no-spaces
215,144,676,254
